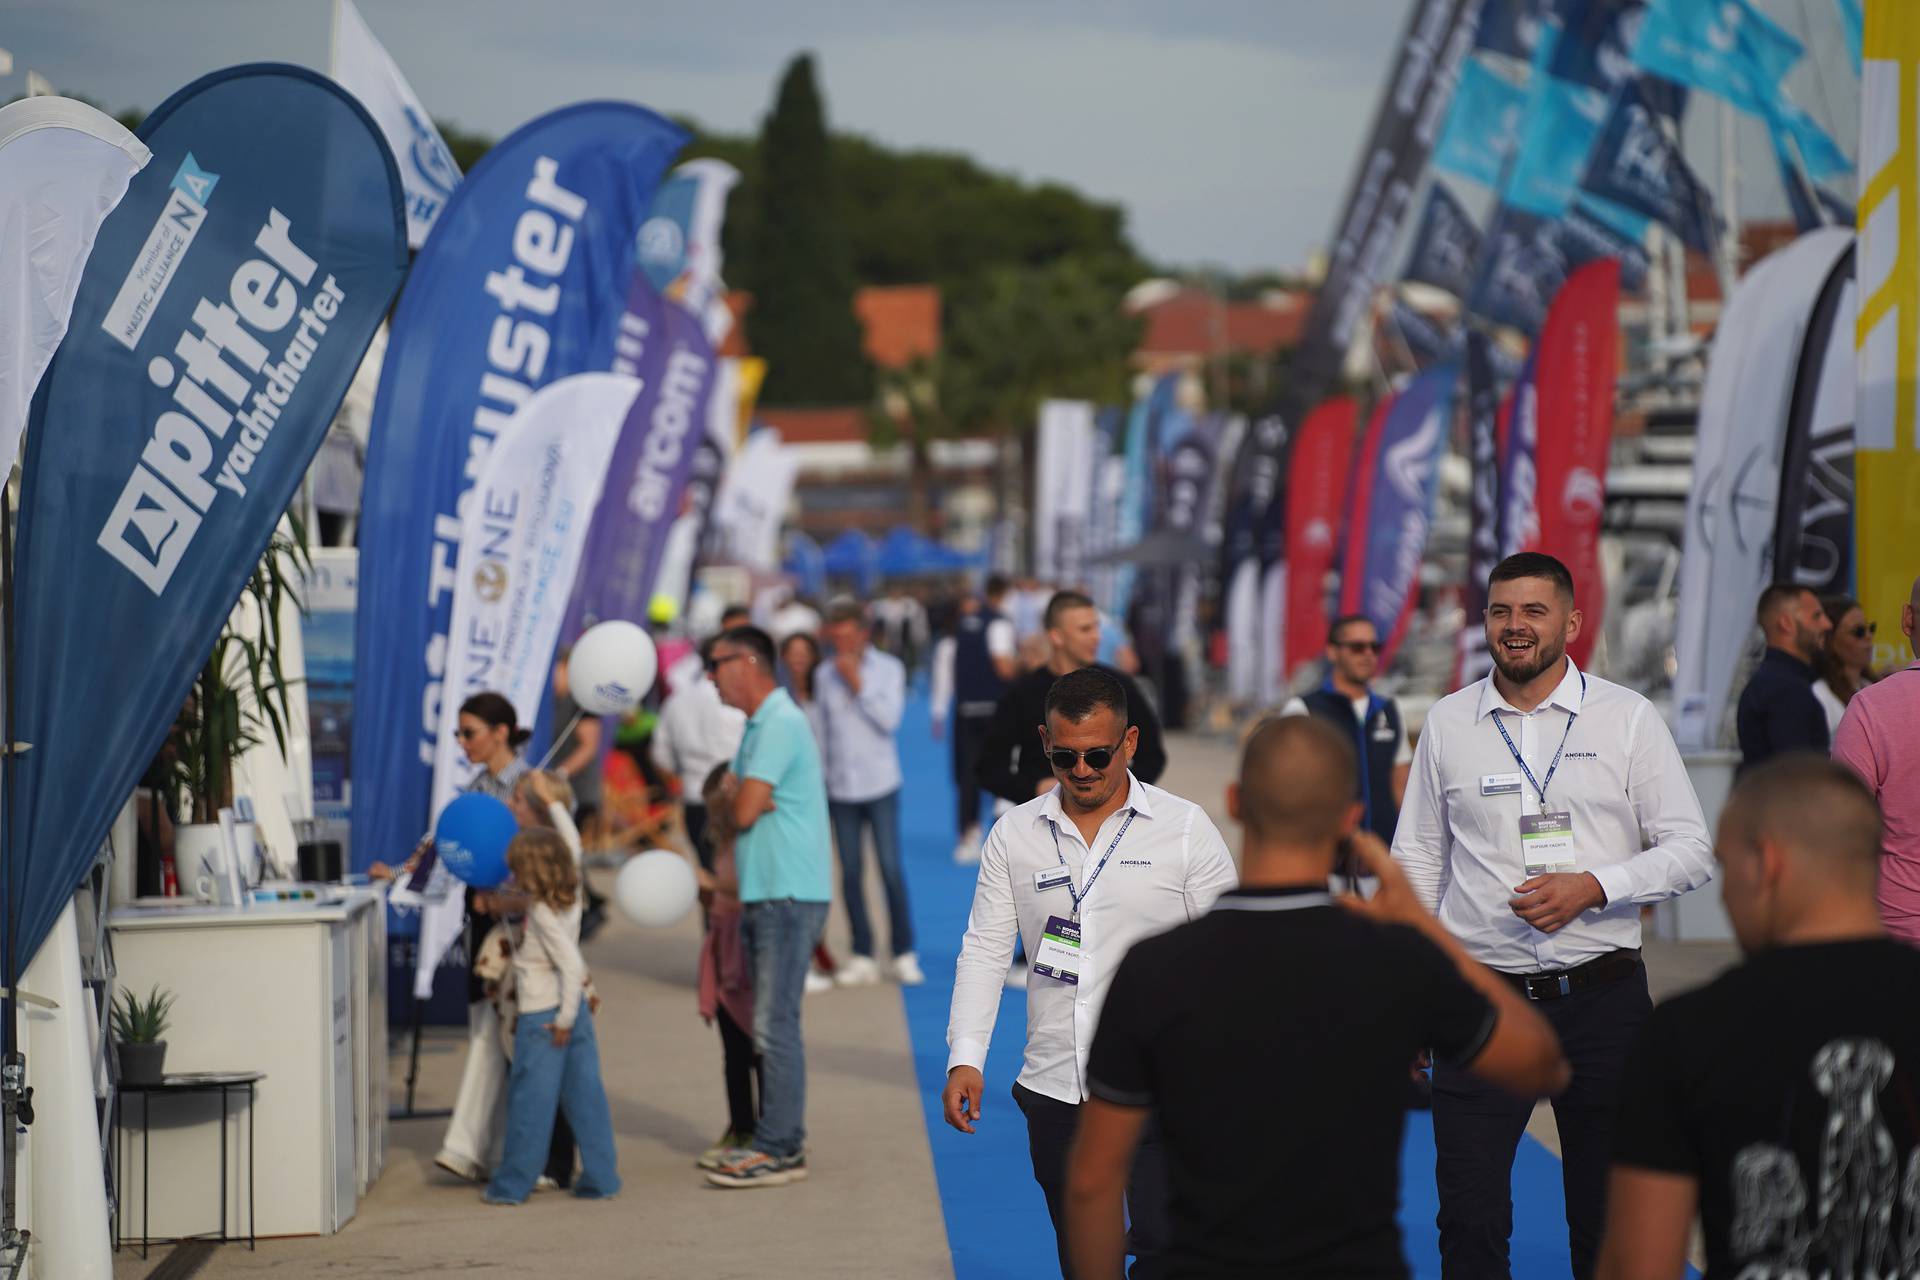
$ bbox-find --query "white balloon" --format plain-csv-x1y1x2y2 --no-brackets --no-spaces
615,850,698,929
568,620,657,714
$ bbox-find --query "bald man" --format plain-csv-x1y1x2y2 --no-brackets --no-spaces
1600,755,1920,1280
1066,717,1567,1280
1832,575,1920,945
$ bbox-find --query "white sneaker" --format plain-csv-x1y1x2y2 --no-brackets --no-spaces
804,969,834,994
952,828,982,865
835,955,882,987
892,952,926,986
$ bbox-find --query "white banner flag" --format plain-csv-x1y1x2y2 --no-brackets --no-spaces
1671,229,1851,750
415,372,639,997
1033,399,1096,587
0,98,149,486
711,428,798,571
330,0,460,249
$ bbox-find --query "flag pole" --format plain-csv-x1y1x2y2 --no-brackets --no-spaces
1,475,31,1280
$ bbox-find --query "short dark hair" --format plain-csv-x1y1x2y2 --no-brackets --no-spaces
1327,613,1375,647
1045,589,1097,631
719,604,751,627
1756,582,1814,631
984,573,1011,600
1238,715,1357,844
1045,666,1128,725
716,624,776,670
1723,754,1882,886
1489,552,1575,604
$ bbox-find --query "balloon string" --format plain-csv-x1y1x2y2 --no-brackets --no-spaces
535,709,586,772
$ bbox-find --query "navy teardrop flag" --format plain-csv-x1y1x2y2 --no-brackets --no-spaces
350,102,686,882
6,65,406,970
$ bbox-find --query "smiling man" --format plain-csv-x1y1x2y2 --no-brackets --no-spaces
1392,552,1714,1279
943,666,1236,1278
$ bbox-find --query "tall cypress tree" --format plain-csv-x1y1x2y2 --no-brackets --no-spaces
747,54,870,405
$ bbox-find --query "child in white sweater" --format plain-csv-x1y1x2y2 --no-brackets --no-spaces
482,828,620,1204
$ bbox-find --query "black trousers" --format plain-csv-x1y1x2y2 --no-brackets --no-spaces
716,1003,760,1138
1012,1081,1170,1280
1431,961,1651,1280
952,709,996,836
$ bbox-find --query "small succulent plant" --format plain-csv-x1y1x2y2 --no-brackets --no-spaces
110,985,175,1044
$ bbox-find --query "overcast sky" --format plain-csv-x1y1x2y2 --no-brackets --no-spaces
6,0,1431,273
6,0,1859,274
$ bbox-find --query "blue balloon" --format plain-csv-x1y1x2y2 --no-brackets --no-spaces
435,793,518,889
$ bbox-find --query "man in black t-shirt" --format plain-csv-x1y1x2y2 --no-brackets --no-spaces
1599,755,1920,1280
975,590,1167,805
1067,716,1569,1279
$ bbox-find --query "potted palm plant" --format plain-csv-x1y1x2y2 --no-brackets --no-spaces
164,520,310,889
112,985,175,1085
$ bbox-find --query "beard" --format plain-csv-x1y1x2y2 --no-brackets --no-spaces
1489,629,1567,685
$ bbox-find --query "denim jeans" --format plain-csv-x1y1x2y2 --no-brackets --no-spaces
829,790,915,958
741,898,830,1158
484,1006,621,1204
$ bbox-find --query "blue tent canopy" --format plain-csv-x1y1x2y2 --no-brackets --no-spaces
783,531,827,599
821,529,879,594
875,525,984,578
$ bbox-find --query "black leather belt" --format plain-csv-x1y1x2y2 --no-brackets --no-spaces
1501,949,1641,1002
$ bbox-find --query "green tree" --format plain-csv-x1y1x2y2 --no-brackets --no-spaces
743,54,870,406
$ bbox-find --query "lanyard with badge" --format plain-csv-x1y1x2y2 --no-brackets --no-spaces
1485,672,1585,875
1030,810,1136,986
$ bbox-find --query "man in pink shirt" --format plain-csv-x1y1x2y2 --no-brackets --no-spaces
1832,575,1920,944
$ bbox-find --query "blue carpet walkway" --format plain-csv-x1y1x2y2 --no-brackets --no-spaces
889,694,1577,1279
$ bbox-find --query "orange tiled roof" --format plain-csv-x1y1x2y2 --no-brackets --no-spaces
714,285,941,371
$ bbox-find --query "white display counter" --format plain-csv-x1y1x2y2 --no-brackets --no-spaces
108,887,387,1240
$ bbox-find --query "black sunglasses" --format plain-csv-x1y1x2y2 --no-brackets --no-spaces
1848,622,1877,639
1338,640,1382,654
1046,740,1126,773
704,652,749,676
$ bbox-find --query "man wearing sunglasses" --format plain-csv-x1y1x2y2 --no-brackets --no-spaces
975,590,1168,808
943,667,1237,1278
1283,614,1412,853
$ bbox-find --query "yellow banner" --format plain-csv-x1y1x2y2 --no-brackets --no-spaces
733,357,766,448
1858,3,1920,664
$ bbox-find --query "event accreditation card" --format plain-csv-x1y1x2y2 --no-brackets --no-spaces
1032,915,1083,985
1520,812,1576,876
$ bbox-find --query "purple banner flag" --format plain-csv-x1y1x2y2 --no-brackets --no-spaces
563,272,716,636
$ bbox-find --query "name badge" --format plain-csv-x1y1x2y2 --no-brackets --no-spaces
1034,866,1072,893
1520,811,1577,875
1373,724,1397,742
1032,915,1084,985
1481,773,1524,797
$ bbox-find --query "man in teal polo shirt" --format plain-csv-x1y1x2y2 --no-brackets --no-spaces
704,623,833,1189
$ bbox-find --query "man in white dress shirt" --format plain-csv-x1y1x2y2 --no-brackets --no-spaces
942,666,1238,1279
1393,551,1713,1280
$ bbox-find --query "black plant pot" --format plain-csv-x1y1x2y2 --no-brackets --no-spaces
117,1040,167,1086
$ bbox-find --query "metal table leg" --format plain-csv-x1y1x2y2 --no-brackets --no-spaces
247,1082,256,1249
141,1093,150,1261
219,1086,229,1243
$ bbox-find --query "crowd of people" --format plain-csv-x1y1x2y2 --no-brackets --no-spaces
389,548,1920,1279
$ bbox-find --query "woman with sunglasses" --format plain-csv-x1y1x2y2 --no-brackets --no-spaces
1814,595,1879,735
433,691,535,1186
